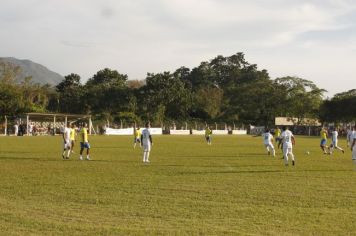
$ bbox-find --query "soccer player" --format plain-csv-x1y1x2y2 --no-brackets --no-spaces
280,126,296,166
70,123,76,154
141,122,153,163
205,126,212,145
133,126,141,149
79,123,90,161
350,125,356,170
262,129,275,157
320,127,329,154
347,126,354,148
329,127,345,155
275,126,282,151
62,123,71,160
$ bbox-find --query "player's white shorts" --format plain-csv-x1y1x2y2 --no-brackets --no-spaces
283,146,293,156
332,140,338,147
264,143,274,150
143,144,151,152
63,141,71,149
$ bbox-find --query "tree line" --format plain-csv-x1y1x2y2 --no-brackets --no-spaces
1,52,355,126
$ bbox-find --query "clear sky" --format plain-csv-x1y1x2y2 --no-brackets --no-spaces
1,0,356,97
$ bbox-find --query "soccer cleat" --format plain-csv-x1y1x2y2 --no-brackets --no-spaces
62,154,65,160
79,156,83,160
86,156,90,161
342,150,345,154
292,160,295,166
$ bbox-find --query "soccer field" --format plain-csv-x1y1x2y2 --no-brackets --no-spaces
0,135,355,235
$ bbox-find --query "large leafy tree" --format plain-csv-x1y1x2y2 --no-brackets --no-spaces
139,72,191,122
319,89,356,122
226,78,287,126
0,62,51,114
193,86,224,120
275,76,326,124
56,73,85,114
84,68,131,116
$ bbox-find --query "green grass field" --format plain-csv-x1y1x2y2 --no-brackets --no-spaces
0,135,355,235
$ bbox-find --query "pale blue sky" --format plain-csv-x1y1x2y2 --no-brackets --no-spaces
1,0,356,96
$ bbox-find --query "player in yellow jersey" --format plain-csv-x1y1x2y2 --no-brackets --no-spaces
79,123,91,160
205,126,212,145
70,123,76,154
274,127,282,151
133,126,141,148
320,127,329,154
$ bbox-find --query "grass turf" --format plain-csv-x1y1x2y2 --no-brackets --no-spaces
0,135,355,235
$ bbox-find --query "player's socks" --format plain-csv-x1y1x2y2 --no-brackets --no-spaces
146,152,150,163
284,155,288,165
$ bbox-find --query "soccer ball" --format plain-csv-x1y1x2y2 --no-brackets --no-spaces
305,151,310,155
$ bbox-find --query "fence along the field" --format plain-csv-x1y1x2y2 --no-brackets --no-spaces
103,121,247,135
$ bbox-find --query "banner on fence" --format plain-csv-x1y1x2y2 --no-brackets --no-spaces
192,130,205,135
212,130,229,135
170,130,190,135
232,130,247,135
105,128,163,135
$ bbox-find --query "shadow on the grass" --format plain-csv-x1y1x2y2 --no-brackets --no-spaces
154,164,278,168
0,156,52,161
176,169,285,175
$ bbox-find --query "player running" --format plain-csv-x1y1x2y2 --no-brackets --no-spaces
320,127,329,154
329,127,345,155
70,123,76,154
79,123,91,161
141,122,153,163
281,126,296,166
347,126,354,148
262,129,275,157
350,125,356,170
205,126,212,145
133,126,141,149
275,127,282,150
62,123,71,160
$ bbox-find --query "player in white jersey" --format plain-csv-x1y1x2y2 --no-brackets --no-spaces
141,122,153,163
280,126,296,166
346,127,354,147
262,129,275,157
350,125,356,170
62,123,71,160
329,127,345,154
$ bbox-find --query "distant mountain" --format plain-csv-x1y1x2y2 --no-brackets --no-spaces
0,57,64,85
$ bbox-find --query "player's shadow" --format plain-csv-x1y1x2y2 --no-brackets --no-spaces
238,153,270,156
0,156,45,161
295,169,351,173
176,169,285,175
